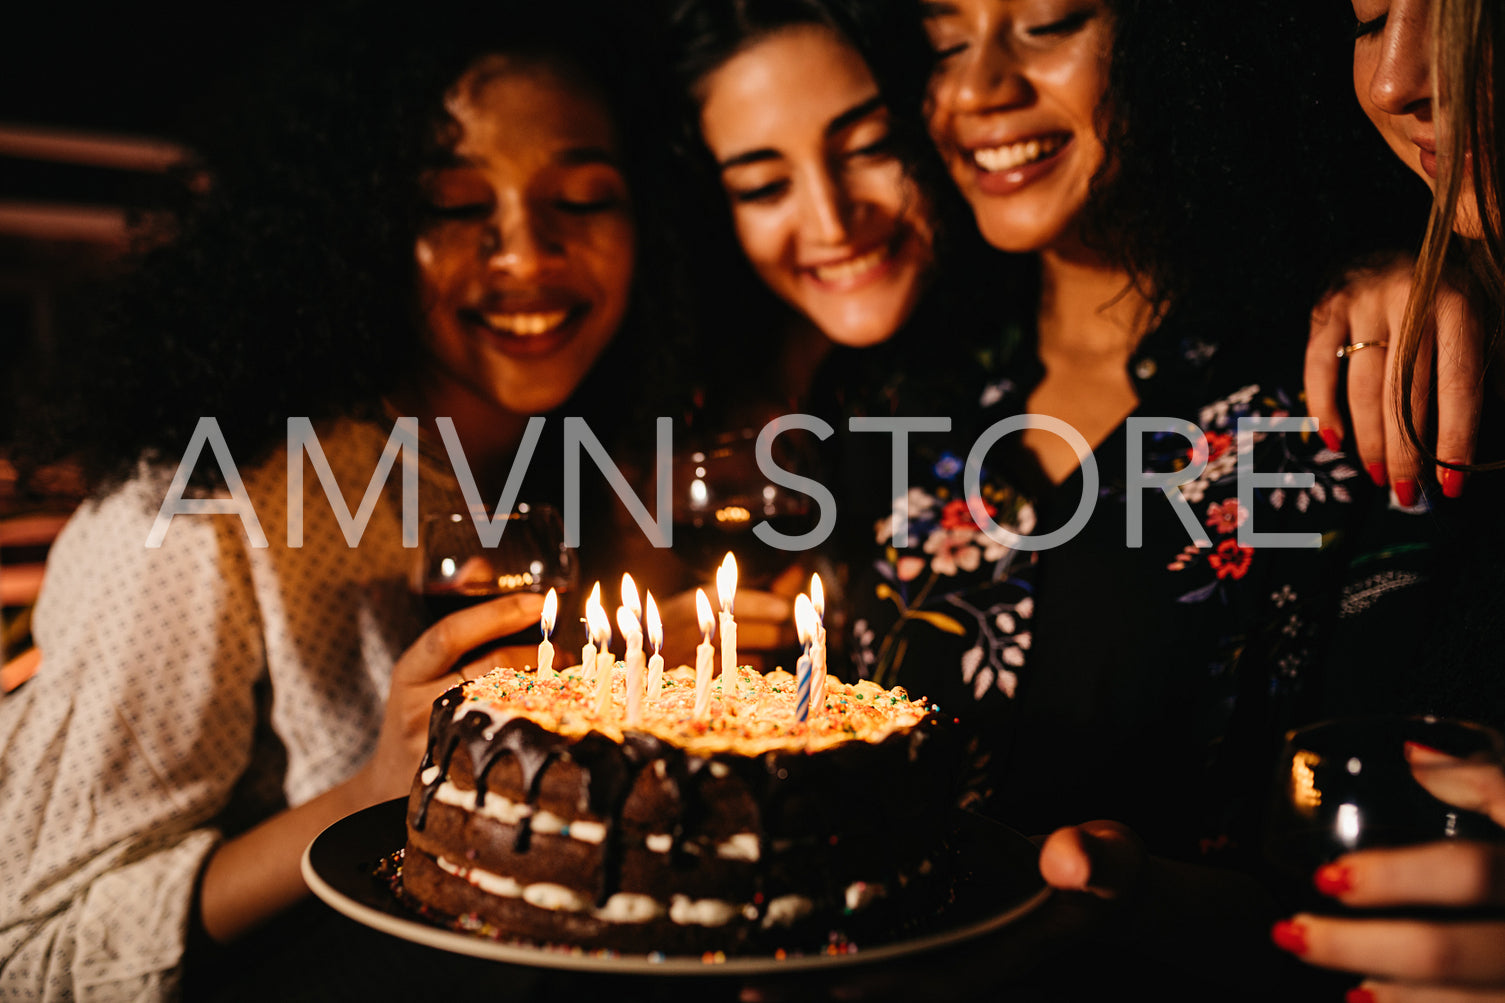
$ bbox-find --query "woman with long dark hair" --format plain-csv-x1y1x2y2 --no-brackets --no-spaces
1273,2,1505,997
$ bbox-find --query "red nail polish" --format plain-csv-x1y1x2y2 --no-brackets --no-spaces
1366,463,1388,487
1394,479,1418,507
1405,741,1450,759
1319,428,1343,453
1271,919,1309,955
1314,863,1353,896
1346,987,1376,1003
1440,468,1465,498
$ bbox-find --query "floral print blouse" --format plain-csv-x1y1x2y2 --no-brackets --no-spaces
841,319,1364,864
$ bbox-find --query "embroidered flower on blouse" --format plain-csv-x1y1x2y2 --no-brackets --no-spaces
1204,499,1248,535
1208,539,1254,580
933,452,964,480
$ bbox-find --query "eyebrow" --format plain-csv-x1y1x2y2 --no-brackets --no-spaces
717,95,887,172
918,1,958,17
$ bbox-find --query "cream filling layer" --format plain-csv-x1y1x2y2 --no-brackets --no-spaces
422,768,607,844
433,854,884,928
424,766,759,857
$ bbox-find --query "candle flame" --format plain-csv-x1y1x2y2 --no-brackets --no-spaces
616,604,638,640
541,587,557,634
810,573,824,617
586,587,611,647
696,588,715,639
716,552,738,612
645,591,662,650
621,572,641,620
795,592,815,647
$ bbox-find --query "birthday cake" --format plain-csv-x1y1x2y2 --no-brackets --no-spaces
400,660,961,955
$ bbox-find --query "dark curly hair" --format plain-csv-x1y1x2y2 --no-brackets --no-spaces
18,0,691,494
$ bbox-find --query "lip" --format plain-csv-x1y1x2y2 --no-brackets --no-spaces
460,301,586,358
1414,135,1438,180
1412,135,1474,184
798,230,914,293
961,131,1074,197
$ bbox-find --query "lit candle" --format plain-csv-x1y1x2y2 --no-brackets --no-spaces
794,593,815,723
645,591,665,702
716,552,738,678
621,572,642,627
587,598,614,716
694,588,715,719
582,581,602,670
537,587,557,673
619,605,645,726
810,573,826,710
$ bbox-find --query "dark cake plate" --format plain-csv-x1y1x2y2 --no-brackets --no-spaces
302,798,1050,977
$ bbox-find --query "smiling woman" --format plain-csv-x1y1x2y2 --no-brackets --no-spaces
695,22,933,348
922,0,1112,255
405,54,637,450
0,1,685,997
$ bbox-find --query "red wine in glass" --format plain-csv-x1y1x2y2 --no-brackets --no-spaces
413,505,581,661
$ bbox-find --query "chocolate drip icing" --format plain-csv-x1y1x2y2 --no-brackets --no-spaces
414,685,957,913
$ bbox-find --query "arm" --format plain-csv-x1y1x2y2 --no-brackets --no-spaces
196,591,545,942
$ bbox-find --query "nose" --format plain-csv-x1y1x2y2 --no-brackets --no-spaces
1369,2,1433,117
483,200,561,278
798,167,855,246
934,39,1033,117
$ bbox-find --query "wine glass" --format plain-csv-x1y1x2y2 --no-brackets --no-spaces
412,503,581,660
669,425,821,592
1264,715,1505,912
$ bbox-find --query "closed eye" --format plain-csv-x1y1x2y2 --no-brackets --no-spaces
555,197,623,215
731,180,789,204
1354,13,1387,38
1026,10,1094,37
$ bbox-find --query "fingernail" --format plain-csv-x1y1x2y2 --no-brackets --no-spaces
1346,987,1376,1003
1404,740,1449,759
1314,863,1354,896
1394,479,1418,508
1319,428,1343,453
1367,462,1388,487
1440,467,1466,498
1270,919,1309,955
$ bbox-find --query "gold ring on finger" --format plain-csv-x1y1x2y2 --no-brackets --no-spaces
1336,341,1389,359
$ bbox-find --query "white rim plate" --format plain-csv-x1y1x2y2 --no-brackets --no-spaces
301,798,1050,977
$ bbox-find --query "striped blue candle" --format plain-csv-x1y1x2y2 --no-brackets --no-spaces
796,646,811,722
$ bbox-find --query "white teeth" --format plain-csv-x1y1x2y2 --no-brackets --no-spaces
972,135,1065,173
482,310,570,336
811,245,889,284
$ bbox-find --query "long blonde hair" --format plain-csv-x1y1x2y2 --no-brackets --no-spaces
1397,0,1505,467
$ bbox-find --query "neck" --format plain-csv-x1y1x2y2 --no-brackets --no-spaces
777,317,836,408
390,376,533,499
1036,242,1157,362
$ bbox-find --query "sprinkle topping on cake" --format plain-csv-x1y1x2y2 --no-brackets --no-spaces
456,663,928,756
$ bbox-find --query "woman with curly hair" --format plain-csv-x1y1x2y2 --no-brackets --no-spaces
0,0,680,996
818,0,1407,994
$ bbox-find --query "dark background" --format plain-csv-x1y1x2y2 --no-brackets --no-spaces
0,4,333,450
